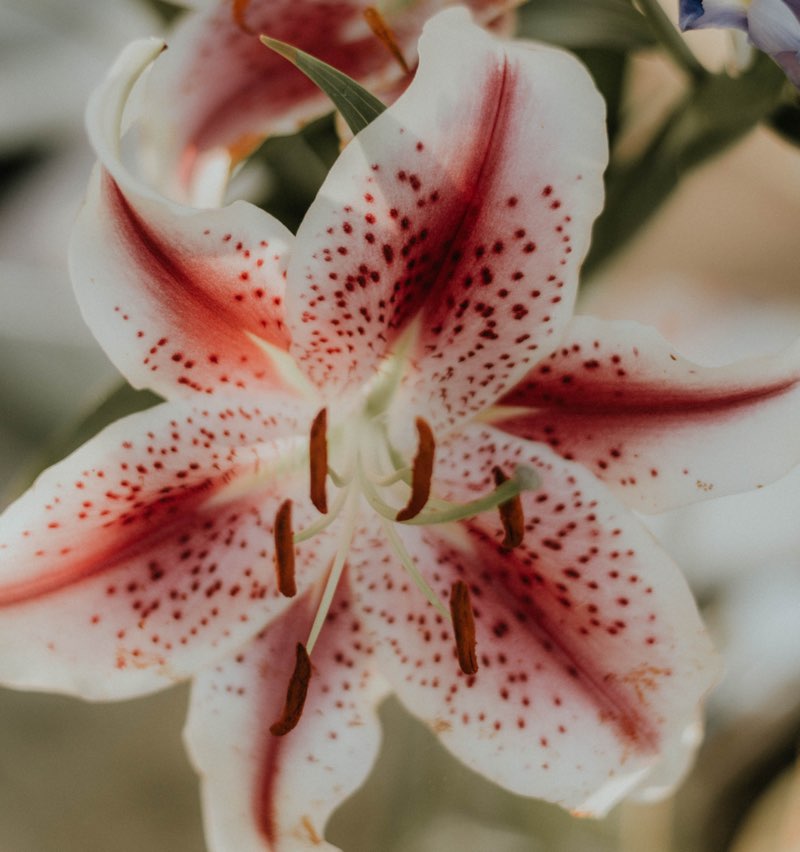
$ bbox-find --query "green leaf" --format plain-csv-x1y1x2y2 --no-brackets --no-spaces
770,101,800,148
517,0,656,50
585,53,787,275
4,381,161,502
46,382,161,464
261,36,386,136
575,49,629,149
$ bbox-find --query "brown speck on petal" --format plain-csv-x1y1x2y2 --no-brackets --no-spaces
309,408,328,514
450,580,478,675
396,417,435,522
274,499,296,597
270,642,312,736
493,465,525,549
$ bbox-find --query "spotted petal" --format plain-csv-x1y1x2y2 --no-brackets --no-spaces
69,39,301,404
286,8,607,435
0,398,335,699
185,572,388,851
494,315,800,512
143,0,521,201
349,426,718,813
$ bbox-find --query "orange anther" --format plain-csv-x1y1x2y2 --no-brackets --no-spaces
270,642,312,736
232,0,255,34
363,6,411,74
309,408,328,514
492,466,525,549
450,580,478,675
274,499,296,597
396,417,434,522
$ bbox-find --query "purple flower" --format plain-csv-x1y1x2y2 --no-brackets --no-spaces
680,0,800,85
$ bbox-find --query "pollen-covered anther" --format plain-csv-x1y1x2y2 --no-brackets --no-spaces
492,466,525,549
274,499,296,598
309,408,328,514
231,0,256,34
270,642,312,736
450,580,478,675
396,417,435,522
363,6,411,74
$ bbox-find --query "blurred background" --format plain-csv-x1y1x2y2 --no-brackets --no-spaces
2,0,800,849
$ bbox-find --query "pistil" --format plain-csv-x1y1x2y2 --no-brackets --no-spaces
305,489,361,655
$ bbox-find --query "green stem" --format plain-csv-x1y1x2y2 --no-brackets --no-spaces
635,0,706,82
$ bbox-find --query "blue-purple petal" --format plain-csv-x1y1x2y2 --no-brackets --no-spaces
680,0,800,87
679,0,749,31
748,0,800,55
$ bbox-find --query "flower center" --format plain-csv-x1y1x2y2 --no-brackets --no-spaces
268,398,539,735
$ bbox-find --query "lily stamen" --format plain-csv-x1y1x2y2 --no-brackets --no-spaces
363,6,411,75
306,490,361,655
309,407,329,514
269,642,312,736
293,488,349,544
450,580,478,675
274,499,297,598
380,517,451,621
402,464,539,527
396,417,435,521
231,0,255,35
492,466,526,549
373,466,411,487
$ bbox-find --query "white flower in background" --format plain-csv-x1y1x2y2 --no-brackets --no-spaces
0,0,160,150
0,0,160,483
584,125,800,727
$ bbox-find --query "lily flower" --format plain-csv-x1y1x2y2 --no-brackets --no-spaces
679,0,800,86
142,0,521,202
4,8,800,848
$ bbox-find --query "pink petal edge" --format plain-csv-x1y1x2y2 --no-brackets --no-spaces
0,399,334,699
495,314,800,512
348,426,719,813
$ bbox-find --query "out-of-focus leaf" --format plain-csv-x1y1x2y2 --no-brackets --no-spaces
256,121,334,233
586,53,787,275
6,381,161,502
730,761,800,852
517,0,655,50
148,0,186,26
669,55,787,166
770,101,800,148
47,382,161,463
575,48,629,149
260,36,386,136
301,112,341,171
